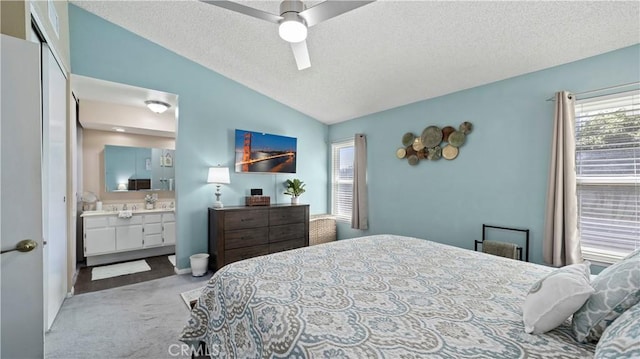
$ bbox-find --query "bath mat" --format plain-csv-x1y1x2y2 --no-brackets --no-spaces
180,287,204,309
91,260,151,281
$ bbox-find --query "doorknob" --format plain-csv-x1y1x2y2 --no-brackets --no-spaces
0,239,38,254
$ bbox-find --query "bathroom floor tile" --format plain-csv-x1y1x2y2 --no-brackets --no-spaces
74,255,175,294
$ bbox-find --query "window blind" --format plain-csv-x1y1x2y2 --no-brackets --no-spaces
575,89,640,261
331,140,354,222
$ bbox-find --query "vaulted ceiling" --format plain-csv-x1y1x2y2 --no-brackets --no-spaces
71,0,640,124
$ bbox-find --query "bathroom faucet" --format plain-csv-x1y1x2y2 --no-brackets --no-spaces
122,203,128,210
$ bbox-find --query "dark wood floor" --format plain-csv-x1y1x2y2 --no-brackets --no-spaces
74,255,175,294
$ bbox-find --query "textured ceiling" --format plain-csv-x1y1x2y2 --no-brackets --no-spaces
71,0,640,124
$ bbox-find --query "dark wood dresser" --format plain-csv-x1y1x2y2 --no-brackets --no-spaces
208,204,309,270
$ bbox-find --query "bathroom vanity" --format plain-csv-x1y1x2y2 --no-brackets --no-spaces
80,209,175,266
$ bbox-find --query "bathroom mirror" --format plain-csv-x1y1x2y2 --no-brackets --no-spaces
105,145,175,192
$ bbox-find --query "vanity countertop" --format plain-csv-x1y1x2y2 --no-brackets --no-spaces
81,208,175,217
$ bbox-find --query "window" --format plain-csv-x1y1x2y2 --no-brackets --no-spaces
575,89,640,263
332,140,354,222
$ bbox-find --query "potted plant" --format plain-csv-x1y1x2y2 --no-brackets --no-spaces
144,193,157,210
284,178,305,204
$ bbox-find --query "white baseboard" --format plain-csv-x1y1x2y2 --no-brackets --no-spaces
174,266,192,275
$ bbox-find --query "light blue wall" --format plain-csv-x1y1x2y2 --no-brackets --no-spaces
69,5,328,269
329,45,640,266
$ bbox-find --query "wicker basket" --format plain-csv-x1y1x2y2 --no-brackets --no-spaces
245,196,270,206
309,215,337,246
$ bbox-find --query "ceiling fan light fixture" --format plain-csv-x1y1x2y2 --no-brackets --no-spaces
144,100,171,114
279,13,307,43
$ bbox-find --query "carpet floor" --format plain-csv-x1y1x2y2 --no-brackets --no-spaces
45,274,210,359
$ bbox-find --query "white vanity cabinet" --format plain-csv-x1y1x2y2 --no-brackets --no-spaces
84,217,116,255
82,209,176,265
162,213,176,245
143,214,164,247
110,216,143,250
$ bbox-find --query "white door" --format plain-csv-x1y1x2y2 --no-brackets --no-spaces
163,221,176,245
41,42,68,331
116,225,144,250
85,227,116,255
1,34,45,358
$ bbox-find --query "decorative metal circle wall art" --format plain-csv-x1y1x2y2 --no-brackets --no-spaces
447,131,465,147
405,145,417,157
460,122,473,134
412,137,425,151
402,132,416,147
427,146,442,160
442,126,455,142
442,144,459,160
397,122,473,166
420,126,443,148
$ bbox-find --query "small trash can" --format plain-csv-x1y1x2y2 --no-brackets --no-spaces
190,253,209,277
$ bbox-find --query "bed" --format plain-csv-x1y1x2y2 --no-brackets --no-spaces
180,234,595,358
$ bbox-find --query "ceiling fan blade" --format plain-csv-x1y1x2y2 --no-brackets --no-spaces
200,0,283,24
299,1,375,27
290,41,311,70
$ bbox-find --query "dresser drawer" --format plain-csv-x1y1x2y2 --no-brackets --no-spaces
224,209,269,230
225,244,270,264
269,223,306,243
225,228,269,250
269,207,306,226
144,222,162,235
209,205,309,271
269,238,305,254
145,214,162,224
84,216,109,229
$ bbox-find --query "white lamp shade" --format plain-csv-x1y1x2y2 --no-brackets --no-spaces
207,167,230,184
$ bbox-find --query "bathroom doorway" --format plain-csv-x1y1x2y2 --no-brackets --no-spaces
70,75,179,292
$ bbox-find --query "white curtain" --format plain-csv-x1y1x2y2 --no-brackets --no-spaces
543,91,583,266
351,134,368,229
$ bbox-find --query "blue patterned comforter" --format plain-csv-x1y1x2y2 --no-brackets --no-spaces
180,234,595,358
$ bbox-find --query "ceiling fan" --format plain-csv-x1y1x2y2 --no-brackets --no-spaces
201,0,375,70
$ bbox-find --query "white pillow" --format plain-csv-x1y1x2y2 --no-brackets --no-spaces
522,262,594,334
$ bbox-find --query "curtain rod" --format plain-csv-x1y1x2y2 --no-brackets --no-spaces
545,81,640,101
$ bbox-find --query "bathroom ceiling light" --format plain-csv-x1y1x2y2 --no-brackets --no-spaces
145,100,171,114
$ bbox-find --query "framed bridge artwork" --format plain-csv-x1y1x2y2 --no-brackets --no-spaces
234,129,297,173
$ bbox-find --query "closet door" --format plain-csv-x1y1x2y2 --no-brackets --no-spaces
42,43,68,331
1,34,44,359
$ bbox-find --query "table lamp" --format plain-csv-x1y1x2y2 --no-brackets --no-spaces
207,166,230,208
